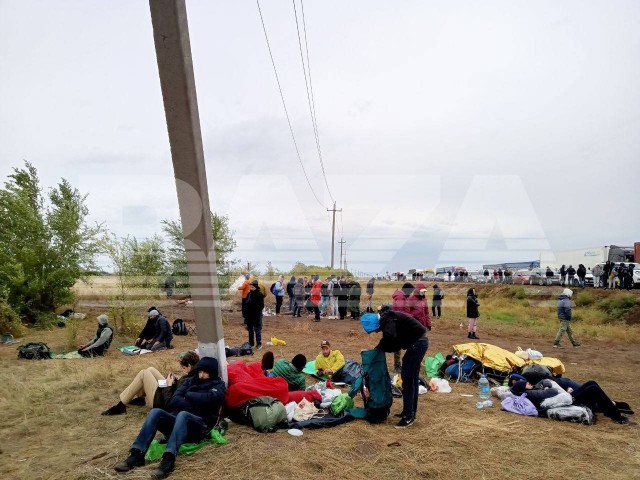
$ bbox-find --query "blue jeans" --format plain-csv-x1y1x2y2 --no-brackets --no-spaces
319,296,329,313
248,315,262,347
401,336,429,420
288,295,294,311
131,408,208,456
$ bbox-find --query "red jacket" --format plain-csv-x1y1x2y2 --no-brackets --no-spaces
392,289,410,313
310,281,323,305
406,283,431,329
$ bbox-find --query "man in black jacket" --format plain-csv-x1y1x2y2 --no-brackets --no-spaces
371,308,428,429
114,356,225,478
148,310,173,351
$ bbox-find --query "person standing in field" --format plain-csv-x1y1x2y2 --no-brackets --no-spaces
553,288,581,348
273,274,285,316
286,276,296,312
466,288,480,340
431,284,444,319
559,265,566,287
365,277,375,312
245,280,265,350
238,273,251,325
566,265,576,287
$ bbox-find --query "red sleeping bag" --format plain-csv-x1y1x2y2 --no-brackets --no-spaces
225,376,290,408
287,390,322,404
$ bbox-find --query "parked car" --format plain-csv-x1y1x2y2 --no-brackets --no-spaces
512,269,531,285
529,268,561,286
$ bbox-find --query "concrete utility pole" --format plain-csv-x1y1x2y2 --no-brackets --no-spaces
327,202,342,270
339,238,346,270
149,0,227,382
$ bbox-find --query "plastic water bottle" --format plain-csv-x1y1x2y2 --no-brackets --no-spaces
478,374,490,400
476,399,493,409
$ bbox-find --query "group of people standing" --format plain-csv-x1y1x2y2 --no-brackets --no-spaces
596,261,635,290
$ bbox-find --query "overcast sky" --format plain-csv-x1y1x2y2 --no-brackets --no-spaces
1,0,639,274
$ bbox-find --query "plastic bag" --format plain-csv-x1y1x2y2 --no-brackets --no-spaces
330,393,354,415
515,347,529,360
270,336,287,346
428,378,452,393
526,348,543,360
144,426,228,461
425,352,446,378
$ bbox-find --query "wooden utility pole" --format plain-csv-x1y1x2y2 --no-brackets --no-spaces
327,202,342,270
149,0,227,382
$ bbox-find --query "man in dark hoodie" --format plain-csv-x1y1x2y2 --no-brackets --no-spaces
245,279,265,349
553,288,580,348
114,356,226,478
368,307,428,428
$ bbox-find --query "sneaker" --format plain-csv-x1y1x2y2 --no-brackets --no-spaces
150,452,175,478
129,397,146,406
395,417,415,429
102,401,127,416
114,448,145,472
553,344,564,349
255,344,262,350
572,343,581,348
614,415,637,426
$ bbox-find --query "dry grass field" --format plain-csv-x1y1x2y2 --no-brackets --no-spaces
1,279,639,480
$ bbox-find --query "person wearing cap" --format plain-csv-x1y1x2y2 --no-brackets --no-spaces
407,283,431,330
362,306,428,428
114,356,226,477
102,351,200,416
148,309,173,351
315,340,345,377
553,288,580,348
78,314,113,357
271,354,307,391
245,279,265,350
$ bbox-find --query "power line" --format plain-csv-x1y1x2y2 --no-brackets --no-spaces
256,0,325,208
292,0,335,203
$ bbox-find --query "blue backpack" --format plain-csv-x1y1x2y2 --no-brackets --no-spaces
349,348,393,423
444,356,479,383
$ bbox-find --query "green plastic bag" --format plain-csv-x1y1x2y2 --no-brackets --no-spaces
330,393,354,415
144,425,229,461
425,352,446,378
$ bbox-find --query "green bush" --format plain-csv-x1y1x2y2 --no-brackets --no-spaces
575,291,595,307
596,295,637,323
0,296,26,337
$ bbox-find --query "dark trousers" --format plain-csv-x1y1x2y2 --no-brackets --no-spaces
78,345,106,357
312,305,320,320
275,295,283,314
431,305,441,317
571,380,622,420
401,336,429,420
247,316,262,347
131,408,208,456
293,301,302,317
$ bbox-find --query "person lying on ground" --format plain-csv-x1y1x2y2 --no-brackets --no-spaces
135,307,159,348
510,379,634,425
78,314,113,357
315,340,345,377
270,354,307,391
147,309,173,351
102,351,200,416
114,356,226,478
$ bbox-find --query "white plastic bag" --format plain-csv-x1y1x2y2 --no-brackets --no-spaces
526,348,543,360
429,378,452,393
515,347,529,360
491,386,513,400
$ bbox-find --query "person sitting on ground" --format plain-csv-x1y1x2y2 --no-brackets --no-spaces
147,309,173,351
315,340,345,378
114,356,226,478
78,314,113,357
102,351,200,416
135,307,160,348
271,354,307,391
510,379,634,425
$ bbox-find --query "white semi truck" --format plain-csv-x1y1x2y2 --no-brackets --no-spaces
540,245,631,270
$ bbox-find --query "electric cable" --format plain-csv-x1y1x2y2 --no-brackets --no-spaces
256,0,325,208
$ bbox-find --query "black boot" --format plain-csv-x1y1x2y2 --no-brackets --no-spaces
467,332,472,339
471,332,480,340
102,401,126,416
114,448,145,472
151,452,175,478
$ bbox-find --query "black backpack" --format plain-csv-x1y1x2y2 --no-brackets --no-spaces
270,282,277,294
172,318,188,336
17,342,52,360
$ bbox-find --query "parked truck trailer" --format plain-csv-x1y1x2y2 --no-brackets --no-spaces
540,245,631,270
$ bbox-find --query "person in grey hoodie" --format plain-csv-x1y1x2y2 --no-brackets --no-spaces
553,288,581,348
78,314,113,357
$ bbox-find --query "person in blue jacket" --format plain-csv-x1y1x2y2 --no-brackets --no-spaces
114,356,225,478
553,288,580,348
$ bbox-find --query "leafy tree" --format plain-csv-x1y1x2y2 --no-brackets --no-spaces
0,162,102,321
162,212,238,291
127,235,165,287
263,261,281,277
